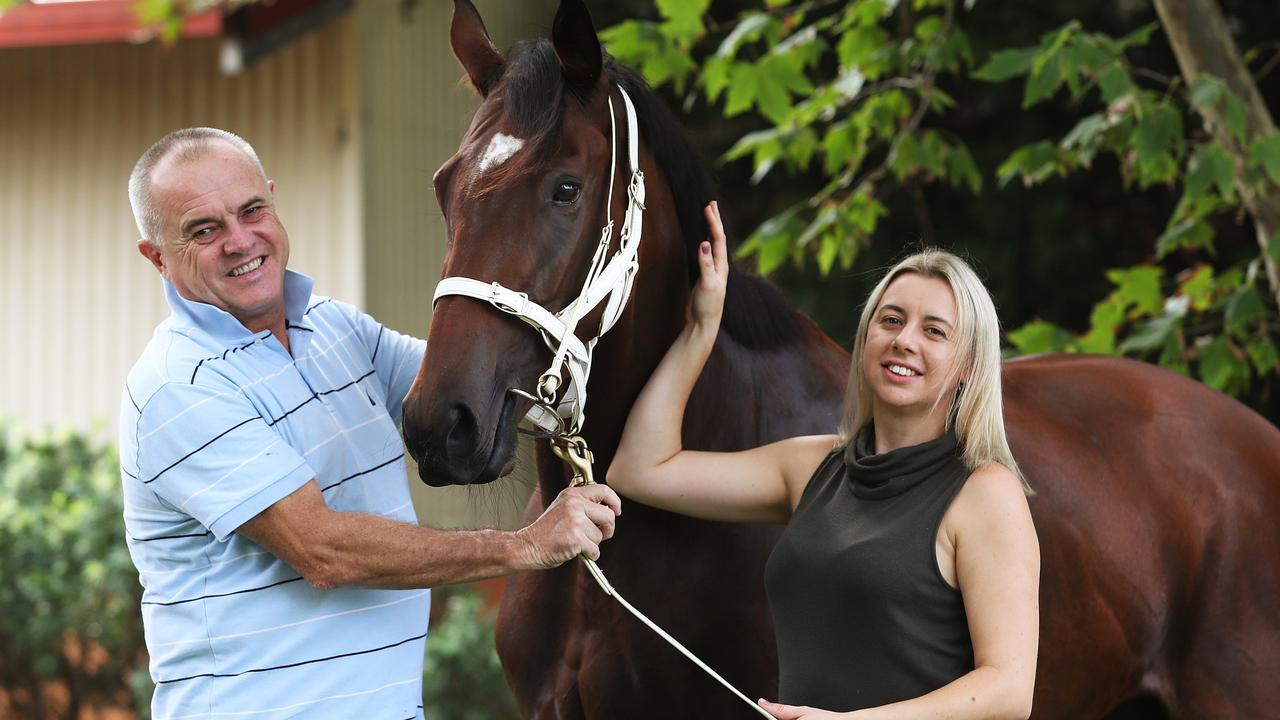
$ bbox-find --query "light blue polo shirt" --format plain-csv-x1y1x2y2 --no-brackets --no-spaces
120,270,430,720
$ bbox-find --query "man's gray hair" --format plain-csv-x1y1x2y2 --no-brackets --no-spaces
128,128,267,246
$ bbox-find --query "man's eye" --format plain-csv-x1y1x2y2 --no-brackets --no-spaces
192,227,215,242
244,205,261,217
551,181,581,205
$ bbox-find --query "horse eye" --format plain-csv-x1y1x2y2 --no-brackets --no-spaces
551,180,581,205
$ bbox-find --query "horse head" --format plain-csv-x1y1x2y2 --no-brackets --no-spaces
402,0,692,487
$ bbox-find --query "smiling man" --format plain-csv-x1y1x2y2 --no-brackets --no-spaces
119,127,622,719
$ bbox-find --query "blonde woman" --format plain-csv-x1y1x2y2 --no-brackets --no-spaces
608,202,1039,719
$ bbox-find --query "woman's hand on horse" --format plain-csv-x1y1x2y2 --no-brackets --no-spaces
515,484,622,569
688,201,728,331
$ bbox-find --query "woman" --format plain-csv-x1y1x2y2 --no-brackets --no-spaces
607,202,1040,719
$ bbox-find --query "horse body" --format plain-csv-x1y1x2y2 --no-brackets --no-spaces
404,2,1280,717
1005,355,1280,718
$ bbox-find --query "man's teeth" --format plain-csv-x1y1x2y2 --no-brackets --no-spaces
229,257,263,277
888,364,919,377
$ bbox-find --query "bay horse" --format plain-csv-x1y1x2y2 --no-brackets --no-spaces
402,1,1280,717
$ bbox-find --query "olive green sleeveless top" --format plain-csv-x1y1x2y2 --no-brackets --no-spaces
763,428,975,710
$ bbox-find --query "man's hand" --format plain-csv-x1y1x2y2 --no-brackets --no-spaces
516,484,622,569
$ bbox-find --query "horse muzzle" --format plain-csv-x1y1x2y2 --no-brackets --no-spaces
403,390,522,487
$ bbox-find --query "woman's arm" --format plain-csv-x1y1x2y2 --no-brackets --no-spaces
760,462,1040,720
607,202,829,524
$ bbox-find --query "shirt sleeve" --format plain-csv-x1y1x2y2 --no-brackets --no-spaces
135,380,316,541
353,311,427,426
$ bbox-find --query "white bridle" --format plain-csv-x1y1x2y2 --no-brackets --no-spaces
432,85,646,436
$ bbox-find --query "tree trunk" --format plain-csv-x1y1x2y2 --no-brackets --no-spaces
1153,0,1280,309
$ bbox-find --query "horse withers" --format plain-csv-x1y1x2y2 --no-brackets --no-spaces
401,1,1280,717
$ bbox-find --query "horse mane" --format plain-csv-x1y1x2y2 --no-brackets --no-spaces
493,39,802,350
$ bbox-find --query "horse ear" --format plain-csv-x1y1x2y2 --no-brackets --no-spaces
552,0,603,93
450,0,505,97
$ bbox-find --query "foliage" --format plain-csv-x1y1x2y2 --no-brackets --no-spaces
977,21,1279,394
0,423,148,719
423,585,520,720
600,0,1279,397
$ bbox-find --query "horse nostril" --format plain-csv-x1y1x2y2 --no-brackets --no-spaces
444,403,479,463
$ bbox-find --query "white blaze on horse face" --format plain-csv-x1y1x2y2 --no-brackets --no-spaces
476,133,525,174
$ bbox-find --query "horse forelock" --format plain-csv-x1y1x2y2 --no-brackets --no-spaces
477,38,802,349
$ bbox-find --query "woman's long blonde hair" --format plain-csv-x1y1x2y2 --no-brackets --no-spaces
836,249,1029,491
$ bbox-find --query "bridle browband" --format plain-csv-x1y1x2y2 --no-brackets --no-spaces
432,85,645,437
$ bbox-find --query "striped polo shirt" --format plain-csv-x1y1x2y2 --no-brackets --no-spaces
119,270,430,720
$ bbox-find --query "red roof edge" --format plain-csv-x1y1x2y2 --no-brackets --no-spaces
0,1,222,49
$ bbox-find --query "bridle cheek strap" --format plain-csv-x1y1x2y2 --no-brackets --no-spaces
431,85,644,435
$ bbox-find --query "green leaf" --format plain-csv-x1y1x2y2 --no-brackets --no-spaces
1248,133,1280,185
837,25,890,77
1114,23,1158,52
1224,91,1249,146
656,0,710,42
1246,336,1279,375
1156,220,1215,258
842,190,888,234
1119,312,1181,354
1096,63,1135,104
1077,296,1126,355
787,128,820,171
1007,320,1074,355
822,119,868,175
724,63,759,116
1023,51,1065,107
1184,143,1236,200
796,206,840,248
1061,114,1110,150
1188,75,1222,109
1134,104,1185,177
641,47,699,91
1197,336,1248,393
1178,265,1215,311
1106,265,1164,317
742,210,804,275
817,233,843,276
945,143,982,194
1224,285,1264,337
914,15,945,43
996,141,1062,187
1268,229,1280,261
702,55,733,102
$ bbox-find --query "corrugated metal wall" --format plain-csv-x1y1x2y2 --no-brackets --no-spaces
0,15,361,434
355,0,554,529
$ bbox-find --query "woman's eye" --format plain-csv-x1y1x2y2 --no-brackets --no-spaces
552,181,581,205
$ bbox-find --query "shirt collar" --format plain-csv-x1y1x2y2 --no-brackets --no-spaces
165,269,316,345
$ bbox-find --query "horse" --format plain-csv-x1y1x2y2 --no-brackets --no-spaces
401,1,1280,717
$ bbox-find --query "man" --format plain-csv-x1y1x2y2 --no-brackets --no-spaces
120,127,620,719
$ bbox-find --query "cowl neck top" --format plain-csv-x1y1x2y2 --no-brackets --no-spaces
764,425,975,711
844,426,961,500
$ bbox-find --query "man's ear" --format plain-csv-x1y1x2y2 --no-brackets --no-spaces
138,239,167,278
268,179,275,197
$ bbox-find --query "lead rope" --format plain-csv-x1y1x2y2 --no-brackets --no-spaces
546,430,774,720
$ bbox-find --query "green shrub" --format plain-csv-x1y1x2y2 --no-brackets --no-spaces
0,423,148,718
424,585,520,720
